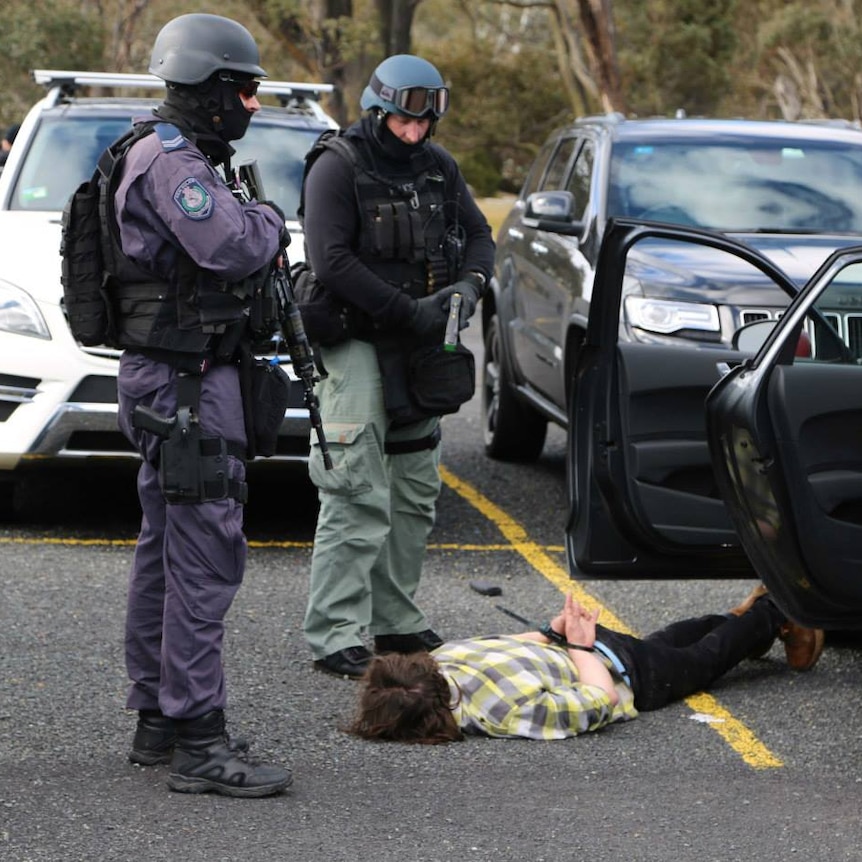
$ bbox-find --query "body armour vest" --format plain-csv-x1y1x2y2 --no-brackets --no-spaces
103,122,249,355
317,132,455,299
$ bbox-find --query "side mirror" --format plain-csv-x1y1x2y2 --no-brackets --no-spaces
523,190,585,236
732,319,776,353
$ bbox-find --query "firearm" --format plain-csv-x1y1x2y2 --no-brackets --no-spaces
231,160,333,469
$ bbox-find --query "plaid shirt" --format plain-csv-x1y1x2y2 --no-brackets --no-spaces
433,636,638,740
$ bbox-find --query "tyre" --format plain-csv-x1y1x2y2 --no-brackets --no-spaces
482,314,547,461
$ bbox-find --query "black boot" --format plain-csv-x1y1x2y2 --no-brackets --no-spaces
167,710,292,798
129,711,177,766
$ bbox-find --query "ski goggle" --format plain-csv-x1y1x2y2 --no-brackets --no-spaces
371,75,450,118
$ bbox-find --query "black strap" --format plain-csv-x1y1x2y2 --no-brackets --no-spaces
384,424,441,455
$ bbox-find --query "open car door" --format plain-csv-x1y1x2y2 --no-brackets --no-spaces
707,247,862,629
567,219,800,577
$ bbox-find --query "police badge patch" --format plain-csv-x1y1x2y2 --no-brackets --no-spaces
173,177,214,220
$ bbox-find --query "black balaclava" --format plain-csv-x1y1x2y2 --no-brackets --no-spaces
153,73,253,166
365,110,432,162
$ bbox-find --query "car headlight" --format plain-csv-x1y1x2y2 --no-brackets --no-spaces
624,296,719,335
0,279,51,339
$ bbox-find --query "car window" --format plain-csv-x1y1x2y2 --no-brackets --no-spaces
520,137,557,200
11,115,132,211
9,113,324,219
607,138,862,232
566,139,594,218
232,122,324,219
541,137,578,192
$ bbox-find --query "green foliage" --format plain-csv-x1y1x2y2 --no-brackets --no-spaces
0,0,103,129
616,0,737,117
423,39,570,194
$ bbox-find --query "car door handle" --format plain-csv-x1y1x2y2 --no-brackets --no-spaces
508,227,524,240
530,241,549,255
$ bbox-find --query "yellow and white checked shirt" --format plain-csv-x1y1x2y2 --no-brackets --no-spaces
433,636,638,740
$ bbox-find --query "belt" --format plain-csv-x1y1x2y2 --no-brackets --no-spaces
593,640,632,688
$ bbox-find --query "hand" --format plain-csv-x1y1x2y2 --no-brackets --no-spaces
447,279,482,329
410,286,460,339
259,200,291,249
562,593,598,649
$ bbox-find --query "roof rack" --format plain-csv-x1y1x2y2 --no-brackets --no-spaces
31,70,334,104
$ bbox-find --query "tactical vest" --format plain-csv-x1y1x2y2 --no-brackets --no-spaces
103,123,251,355
307,132,455,299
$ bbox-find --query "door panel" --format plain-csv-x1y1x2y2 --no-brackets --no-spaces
616,342,740,544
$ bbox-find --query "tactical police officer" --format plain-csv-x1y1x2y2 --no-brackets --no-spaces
301,55,495,678
113,13,292,797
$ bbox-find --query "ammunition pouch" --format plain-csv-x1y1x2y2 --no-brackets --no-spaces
239,348,292,459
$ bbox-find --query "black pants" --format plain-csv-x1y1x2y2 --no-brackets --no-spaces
595,597,785,712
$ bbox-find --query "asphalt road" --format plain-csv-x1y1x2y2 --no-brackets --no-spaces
2,323,862,862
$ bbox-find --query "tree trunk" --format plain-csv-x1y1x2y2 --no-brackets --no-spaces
374,0,424,55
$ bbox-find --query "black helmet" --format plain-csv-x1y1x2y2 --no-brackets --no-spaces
360,54,449,119
149,13,266,85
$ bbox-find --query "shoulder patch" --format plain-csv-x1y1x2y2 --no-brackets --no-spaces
154,123,187,152
173,177,214,220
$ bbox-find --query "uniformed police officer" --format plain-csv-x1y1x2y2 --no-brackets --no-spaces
113,14,292,797
301,54,496,678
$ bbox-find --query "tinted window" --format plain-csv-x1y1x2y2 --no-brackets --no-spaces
541,137,578,191
608,138,862,232
566,139,594,217
520,137,557,199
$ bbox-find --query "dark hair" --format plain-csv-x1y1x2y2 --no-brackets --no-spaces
347,653,463,744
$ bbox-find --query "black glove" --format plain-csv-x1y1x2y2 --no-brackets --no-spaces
260,200,291,248
448,278,483,329
409,285,461,340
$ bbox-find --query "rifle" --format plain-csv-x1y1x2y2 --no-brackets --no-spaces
230,160,333,469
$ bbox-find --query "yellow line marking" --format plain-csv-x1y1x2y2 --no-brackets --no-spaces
439,464,783,769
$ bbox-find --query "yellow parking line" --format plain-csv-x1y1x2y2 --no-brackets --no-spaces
439,464,783,769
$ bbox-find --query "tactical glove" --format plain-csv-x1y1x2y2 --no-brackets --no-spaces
260,200,291,248
447,277,483,329
409,286,461,340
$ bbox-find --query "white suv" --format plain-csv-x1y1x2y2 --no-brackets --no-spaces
0,70,336,513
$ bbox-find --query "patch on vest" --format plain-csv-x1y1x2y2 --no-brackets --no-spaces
173,177,213,220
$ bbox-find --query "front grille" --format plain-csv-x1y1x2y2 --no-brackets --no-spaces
741,307,862,359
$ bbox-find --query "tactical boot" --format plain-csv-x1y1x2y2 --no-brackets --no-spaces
167,709,292,798
129,711,177,766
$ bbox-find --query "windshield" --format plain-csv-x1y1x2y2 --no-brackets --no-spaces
608,138,862,233
10,113,323,219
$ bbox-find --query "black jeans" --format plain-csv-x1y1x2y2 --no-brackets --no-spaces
595,597,785,712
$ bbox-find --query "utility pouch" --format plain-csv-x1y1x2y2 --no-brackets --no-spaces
290,262,351,346
248,358,292,458
376,341,476,426
407,342,476,417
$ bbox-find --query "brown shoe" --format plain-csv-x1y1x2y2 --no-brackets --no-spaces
729,583,769,617
780,622,825,671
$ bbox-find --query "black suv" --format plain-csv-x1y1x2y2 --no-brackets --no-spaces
482,114,862,461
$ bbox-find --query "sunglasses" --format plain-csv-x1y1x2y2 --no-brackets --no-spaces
372,75,450,118
219,74,260,98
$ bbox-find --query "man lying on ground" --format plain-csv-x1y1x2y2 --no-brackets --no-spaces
347,587,823,743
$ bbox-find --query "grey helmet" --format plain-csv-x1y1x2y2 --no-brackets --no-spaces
360,54,449,119
149,13,266,85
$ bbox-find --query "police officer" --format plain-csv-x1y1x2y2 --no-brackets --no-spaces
113,14,291,797
301,55,495,678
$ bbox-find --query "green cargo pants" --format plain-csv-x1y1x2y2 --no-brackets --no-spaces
303,338,442,659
